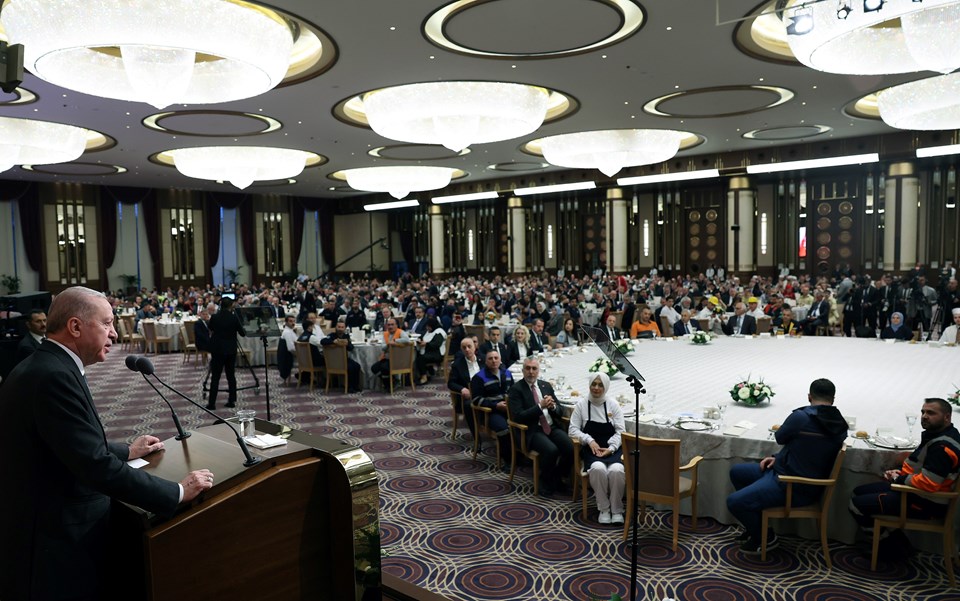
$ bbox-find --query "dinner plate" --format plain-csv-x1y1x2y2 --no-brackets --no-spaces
869,436,914,450
675,419,715,431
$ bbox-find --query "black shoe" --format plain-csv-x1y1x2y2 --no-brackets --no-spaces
556,480,571,494
735,530,751,544
740,532,777,556
877,530,912,561
225,402,236,408
205,403,216,410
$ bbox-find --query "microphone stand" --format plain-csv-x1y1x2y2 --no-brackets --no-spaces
624,373,646,601
140,373,191,441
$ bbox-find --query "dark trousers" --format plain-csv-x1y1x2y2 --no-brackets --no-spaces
209,352,237,406
849,481,947,529
727,463,819,540
529,428,573,493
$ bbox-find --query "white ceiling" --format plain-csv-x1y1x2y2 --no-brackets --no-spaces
0,0,927,199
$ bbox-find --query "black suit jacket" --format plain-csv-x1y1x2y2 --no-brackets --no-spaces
806,300,830,324
673,320,700,336
478,340,508,362
0,342,180,600
193,318,211,352
447,354,480,394
722,314,757,336
208,309,246,356
13,334,41,365
527,330,546,353
507,379,565,443
504,339,533,367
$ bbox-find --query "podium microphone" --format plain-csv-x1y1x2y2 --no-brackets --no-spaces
126,355,190,441
131,356,262,468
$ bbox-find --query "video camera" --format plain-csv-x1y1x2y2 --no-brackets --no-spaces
0,42,24,95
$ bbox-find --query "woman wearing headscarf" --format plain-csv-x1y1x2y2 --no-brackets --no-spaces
880,311,913,341
568,372,626,525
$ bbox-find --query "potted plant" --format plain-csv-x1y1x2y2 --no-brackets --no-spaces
118,274,139,296
225,267,243,285
0,274,21,295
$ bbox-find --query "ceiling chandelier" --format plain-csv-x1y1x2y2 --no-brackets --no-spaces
537,129,685,177
342,166,455,199
167,146,313,189
878,72,960,130
0,116,89,173
362,81,550,152
782,0,960,75
1,0,295,109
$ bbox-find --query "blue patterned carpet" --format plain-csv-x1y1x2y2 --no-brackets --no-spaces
89,350,960,601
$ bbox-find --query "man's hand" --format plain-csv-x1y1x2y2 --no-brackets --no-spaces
883,469,902,481
759,456,775,471
542,395,556,409
461,388,472,400
496,400,507,412
180,469,214,503
128,435,164,460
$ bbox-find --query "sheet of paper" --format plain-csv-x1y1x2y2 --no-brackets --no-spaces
723,425,749,437
127,458,149,469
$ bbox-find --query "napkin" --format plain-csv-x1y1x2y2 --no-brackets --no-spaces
723,421,756,437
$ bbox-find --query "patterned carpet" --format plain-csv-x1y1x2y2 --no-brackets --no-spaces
88,349,960,601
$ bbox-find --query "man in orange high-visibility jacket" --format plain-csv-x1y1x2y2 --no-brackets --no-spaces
849,398,960,556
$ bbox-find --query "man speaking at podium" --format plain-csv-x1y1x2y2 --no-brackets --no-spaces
0,286,214,601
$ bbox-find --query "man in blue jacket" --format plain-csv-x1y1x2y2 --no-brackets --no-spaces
727,378,847,554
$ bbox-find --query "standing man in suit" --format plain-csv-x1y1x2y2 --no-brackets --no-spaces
295,281,317,323
722,302,757,336
508,357,573,496
0,286,213,601
14,309,46,365
207,296,246,409
673,309,700,336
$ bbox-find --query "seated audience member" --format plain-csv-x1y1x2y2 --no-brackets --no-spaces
529,318,550,351
938,308,960,344
320,319,363,393
629,307,661,339
508,357,573,496
469,349,513,462
602,313,624,341
773,307,801,337
478,326,508,360
505,325,534,368
849,398,960,559
297,319,325,370
655,297,680,328
721,302,757,336
746,297,766,320
194,308,212,353
672,309,700,336
407,306,428,336
14,309,46,365
415,317,446,384
277,315,298,385
448,337,482,408
795,284,815,307
373,305,393,331
371,318,410,381
344,298,367,329
880,312,913,341
568,372,625,524
447,312,467,356
727,378,847,554
554,317,578,347
799,291,830,335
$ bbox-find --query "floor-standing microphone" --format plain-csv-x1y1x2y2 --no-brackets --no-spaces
133,356,262,468
125,355,190,441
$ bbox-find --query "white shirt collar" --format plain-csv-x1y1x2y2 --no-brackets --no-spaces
29,332,44,344
48,339,85,376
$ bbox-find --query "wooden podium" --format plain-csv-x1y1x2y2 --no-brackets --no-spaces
109,419,380,601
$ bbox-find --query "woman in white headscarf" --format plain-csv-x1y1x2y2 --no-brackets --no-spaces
568,371,626,525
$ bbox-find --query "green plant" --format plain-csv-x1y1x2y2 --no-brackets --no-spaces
1,274,21,295
225,266,243,285
119,274,138,288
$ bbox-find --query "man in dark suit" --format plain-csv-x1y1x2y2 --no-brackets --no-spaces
529,318,549,352
800,291,831,336
508,357,573,496
194,307,212,353
14,309,46,365
603,313,624,341
407,306,428,336
448,337,481,402
478,326,508,361
0,286,212,601
722,302,757,336
208,296,247,409
321,320,363,393
673,309,700,336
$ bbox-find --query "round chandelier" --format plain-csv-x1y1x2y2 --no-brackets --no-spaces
167,146,313,189
783,0,960,75
342,166,455,199
878,72,960,130
537,129,685,177
1,0,295,109
0,116,89,173
362,81,550,152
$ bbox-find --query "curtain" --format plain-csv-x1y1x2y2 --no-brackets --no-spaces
393,212,414,266
203,194,221,284
238,196,255,266
5,183,42,273
298,197,333,271
99,193,117,286
142,195,162,289
290,196,304,268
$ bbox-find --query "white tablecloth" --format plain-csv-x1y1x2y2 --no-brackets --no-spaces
137,318,197,352
535,337,960,545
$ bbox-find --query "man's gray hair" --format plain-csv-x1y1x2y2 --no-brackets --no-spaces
46,286,106,334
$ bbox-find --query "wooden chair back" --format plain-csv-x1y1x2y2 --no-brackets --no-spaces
323,342,349,394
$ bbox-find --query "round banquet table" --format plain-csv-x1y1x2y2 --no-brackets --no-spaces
529,336,960,547
137,317,198,352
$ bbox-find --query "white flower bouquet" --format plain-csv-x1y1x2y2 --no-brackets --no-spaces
588,357,619,377
729,378,775,406
362,324,371,332
691,330,712,345
613,338,633,355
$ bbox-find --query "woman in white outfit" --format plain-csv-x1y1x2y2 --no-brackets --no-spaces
568,372,626,524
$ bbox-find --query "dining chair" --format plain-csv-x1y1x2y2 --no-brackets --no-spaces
760,444,847,565
387,342,416,393
179,324,198,364
471,403,505,469
142,321,172,354
504,401,538,494
294,341,324,391
323,342,350,394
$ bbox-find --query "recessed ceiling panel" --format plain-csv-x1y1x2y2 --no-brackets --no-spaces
22,162,126,176
645,86,793,118
143,110,282,136
743,125,831,140
369,144,469,160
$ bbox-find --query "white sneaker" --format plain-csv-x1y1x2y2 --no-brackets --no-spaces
598,511,612,524
611,513,624,524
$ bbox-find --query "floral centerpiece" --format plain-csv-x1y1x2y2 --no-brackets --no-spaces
362,323,371,332
613,339,633,355
589,357,619,377
948,389,960,407
485,310,499,323
173,310,183,321
691,330,713,345
730,378,775,406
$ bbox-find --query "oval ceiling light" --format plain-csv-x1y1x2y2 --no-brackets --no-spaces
0,116,89,173
362,81,550,152
341,166,456,199
878,72,960,130
783,0,960,75
537,129,685,177
166,146,314,189
2,0,295,109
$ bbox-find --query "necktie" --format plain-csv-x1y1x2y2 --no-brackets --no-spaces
956,328,959,344
733,316,740,335
685,323,691,334
531,383,551,435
